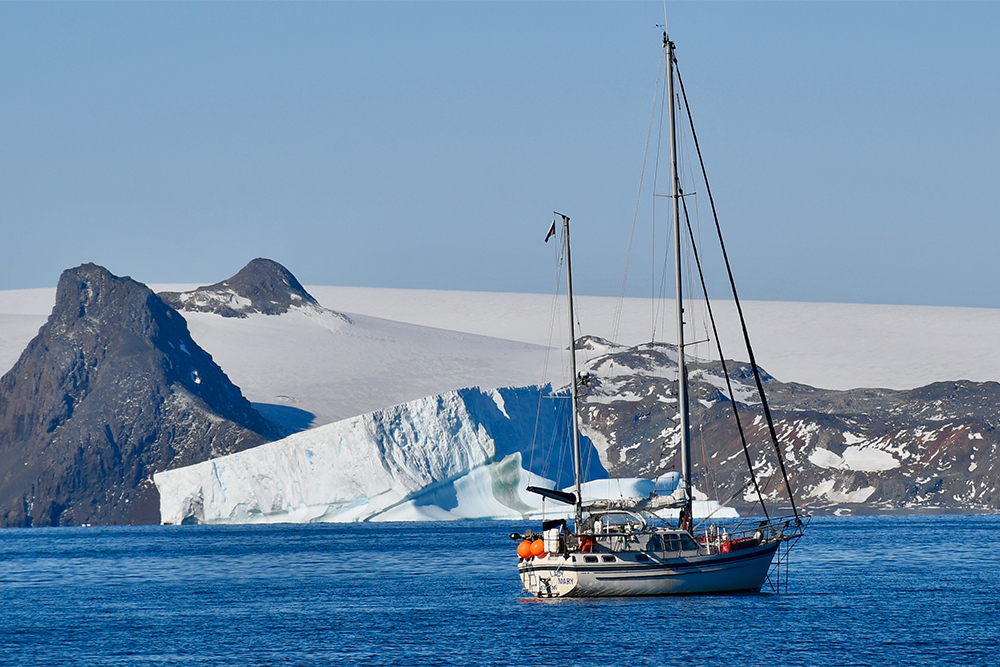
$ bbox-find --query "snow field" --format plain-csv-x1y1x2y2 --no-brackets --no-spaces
5,285,1000,394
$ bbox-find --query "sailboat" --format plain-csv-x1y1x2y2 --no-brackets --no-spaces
512,31,804,598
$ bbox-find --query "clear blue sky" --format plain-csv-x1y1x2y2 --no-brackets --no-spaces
1,1,998,308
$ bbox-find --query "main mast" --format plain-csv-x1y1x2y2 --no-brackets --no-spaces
666,33,693,529
558,213,584,531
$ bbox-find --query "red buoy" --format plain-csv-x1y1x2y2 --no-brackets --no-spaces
517,540,533,559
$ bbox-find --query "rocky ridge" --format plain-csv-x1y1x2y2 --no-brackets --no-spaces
0,264,281,527
158,257,333,319
575,340,1000,514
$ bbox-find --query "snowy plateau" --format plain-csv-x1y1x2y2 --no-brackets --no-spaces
3,285,1000,523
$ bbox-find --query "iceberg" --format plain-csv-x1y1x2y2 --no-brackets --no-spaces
155,385,607,524
155,385,737,525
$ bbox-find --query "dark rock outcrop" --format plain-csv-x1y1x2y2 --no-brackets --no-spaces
158,258,319,318
576,341,1000,514
0,264,281,527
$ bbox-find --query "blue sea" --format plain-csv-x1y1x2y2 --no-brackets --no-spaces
1,515,997,666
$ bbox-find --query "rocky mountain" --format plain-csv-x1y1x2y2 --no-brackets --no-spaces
575,339,1000,514
158,258,328,318
0,264,281,527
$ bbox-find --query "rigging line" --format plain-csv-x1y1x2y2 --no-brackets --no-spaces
582,426,595,487
684,212,715,503
655,90,692,344
649,54,669,343
694,373,717,506
653,94,683,344
530,228,567,484
574,366,595,488
674,57,800,525
729,497,759,532
563,230,591,490
692,365,721,509
527,389,542,489
651,198,674,343
677,93,705,348
732,499,762,533
758,472,776,497
680,192,770,523
653,213,673,339
652,440,669,487
692,479,750,531
555,391,569,489
552,226,573,487
613,48,666,346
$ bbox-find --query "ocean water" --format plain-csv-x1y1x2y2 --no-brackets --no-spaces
1,515,997,666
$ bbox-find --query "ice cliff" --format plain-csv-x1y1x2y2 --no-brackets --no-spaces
155,385,610,523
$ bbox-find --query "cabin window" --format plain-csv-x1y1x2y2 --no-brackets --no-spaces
666,535,681,552
584,556,599,563
635,553,649,562
680,535,699,551
602,555,616,563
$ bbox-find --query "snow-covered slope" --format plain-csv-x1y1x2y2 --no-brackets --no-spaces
6,286,1000,394
179,307,558,427
307,286,1000,391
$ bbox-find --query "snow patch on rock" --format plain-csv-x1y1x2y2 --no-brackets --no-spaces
808,446,900,472
806,479,877,504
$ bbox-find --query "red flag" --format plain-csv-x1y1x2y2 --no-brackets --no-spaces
544,220,556,243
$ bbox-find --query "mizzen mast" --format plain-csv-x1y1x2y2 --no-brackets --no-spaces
556,213,585,531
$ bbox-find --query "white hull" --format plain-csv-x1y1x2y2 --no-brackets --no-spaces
518,541,780,598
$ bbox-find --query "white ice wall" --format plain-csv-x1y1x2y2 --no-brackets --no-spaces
156,389,504,524
155,385,736,525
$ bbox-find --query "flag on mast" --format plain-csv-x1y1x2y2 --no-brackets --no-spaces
544,220,556,243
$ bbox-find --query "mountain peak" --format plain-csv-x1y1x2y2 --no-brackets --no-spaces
576,335,623,352
0,263,279,527
159,258,319,318
52,262,148,327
